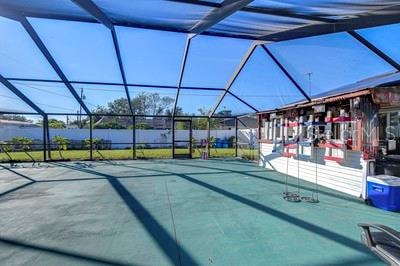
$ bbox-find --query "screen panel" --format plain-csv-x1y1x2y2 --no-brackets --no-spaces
248,0,399,19
47,114,90,161
93,0,213,30
72,83,129,114
0,114,44,163
209,11,318,38
0,0,91,19
268,32,395,96
0,83,36,113
29,18,122,83
0,17,59,80
116,27,187,86
136,116,172,159
229,46,306,111
176,89,222,116
182,35,252,88
11,81,83,114
92,114,133,160
129,87,176,116
213,93,255,117
358,23,400,65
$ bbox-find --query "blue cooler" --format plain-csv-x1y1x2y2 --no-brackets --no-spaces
367,175,400,211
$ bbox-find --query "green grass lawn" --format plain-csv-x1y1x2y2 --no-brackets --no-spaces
0,148,256,162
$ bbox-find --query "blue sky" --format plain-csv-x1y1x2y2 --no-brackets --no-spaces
0,16,399,116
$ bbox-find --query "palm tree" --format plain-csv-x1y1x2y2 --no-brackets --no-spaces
52,135,69,159
11,136,36,163
84,138,103,159
0,141,13,162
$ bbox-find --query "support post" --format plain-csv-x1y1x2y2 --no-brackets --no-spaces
43,115,47,161
132,115,137,160
207,117,211,156
172,118,175,159
46,117,51,159
132,116,136,159
189,119,193,159
89,114,93,161
235,117,238,158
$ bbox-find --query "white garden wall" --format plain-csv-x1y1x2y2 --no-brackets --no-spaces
0,127,257,148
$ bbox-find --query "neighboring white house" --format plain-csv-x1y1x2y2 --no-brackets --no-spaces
0,119,40,130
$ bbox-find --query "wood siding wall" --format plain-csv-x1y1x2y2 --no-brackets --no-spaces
259,143,365,197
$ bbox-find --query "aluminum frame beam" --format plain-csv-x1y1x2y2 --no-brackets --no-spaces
0,7,91,114
209,41,260,118
0,74,45,116
260,45,311,102
71,0,113,30
2,3,400,42
4,78,225,91
348,30,400,71
20,17,91,114
190,0,254,34
227,91,258,112
111,29,134,115
172,35,193,116
258,5,400,42
70,0,134,115
168,0,336,23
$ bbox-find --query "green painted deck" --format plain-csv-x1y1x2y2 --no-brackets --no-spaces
0,159,399,265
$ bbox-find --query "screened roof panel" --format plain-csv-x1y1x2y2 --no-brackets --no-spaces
214,93,254,117
29,18,122,83
229,47,306,111
0,0,91,19
116,26,187,86
357,23,400,64
72,83,128,114
11,81,83,114
267,32,395,96
249,0,400,18
128,86,176,116
182,35,251,88
93,0,214,30
0,17,59,80
176,89,222,116
208,11,319,38
1,0,400,40
0,83,35,113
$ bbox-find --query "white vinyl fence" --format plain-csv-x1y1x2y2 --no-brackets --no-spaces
0,127,258,149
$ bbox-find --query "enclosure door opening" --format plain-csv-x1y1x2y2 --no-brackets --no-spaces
173,119,192,159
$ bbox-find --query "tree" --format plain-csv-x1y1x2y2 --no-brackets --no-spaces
93,120,126,129
52,135,69,159
132,92,174,115
0,141,12,161
48,118,66,129
107,97,131,115
36,118,66,128
11,136,36,163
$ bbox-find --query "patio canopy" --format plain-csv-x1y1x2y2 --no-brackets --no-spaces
1,0,400,117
